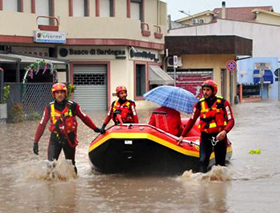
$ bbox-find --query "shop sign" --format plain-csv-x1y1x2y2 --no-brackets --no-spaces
11,46,49,57
129,47,159,62
34,30,66,44
59,48,125,57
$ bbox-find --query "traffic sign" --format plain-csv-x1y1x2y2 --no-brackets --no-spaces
226,60,237,72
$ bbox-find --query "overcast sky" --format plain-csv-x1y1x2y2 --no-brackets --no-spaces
161,0,280,20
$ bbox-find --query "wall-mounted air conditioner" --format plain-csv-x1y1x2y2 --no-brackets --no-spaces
167,56,183,67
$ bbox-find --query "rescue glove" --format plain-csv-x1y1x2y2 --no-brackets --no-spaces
33,142,39,155
100,124,106,134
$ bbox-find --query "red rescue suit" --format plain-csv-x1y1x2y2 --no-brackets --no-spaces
149,106,182,137
34,100,98,146
182,96,234,136
104,99,139,125
48,102,78,147
198,97,227,133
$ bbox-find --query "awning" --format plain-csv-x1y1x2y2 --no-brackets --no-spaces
0,52,68,65
149,65,175,85
253,69,273,84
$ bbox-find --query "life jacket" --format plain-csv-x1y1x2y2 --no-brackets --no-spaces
112,100,133,123
198,96,227,133
48,101,78,135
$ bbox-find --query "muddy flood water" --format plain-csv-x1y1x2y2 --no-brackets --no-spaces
0,101,280,213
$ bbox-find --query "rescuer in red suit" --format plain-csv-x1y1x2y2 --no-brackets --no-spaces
148,106,182,137
177,80,235,173
100,86,138,132
33,83,103,173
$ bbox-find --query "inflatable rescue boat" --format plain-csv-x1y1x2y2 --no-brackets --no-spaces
88,120,232,175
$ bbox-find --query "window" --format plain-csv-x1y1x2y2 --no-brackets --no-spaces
100,0,113,17
36,0,51,25
131,0,142,21
3,0,21,12
136,64,146,97
73,0,88,17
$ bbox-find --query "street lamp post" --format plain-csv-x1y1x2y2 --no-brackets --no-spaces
178,10,197,35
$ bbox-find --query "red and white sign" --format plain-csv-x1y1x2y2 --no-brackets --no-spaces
175,72,212,99
173,55,178,68
226,60,237,72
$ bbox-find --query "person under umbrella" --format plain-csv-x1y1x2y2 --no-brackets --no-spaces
144,85,197,136
148,106,182,137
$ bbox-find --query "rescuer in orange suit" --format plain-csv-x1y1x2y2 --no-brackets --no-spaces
33,83,104,173
148,106,182,137
177,80,235,173
100,86,139,131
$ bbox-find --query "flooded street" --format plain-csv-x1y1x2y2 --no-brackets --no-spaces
0,101,280,213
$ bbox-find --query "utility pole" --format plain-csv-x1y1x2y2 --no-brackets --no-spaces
173,55,178,87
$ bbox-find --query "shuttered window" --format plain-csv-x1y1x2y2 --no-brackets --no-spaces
3,0,18,12
131,0,142,21
73,0,89,17
100,0,112,17
36,0,51,25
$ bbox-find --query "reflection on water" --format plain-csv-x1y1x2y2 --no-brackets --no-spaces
1,102,280,212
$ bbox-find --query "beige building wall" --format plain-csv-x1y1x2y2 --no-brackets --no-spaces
23,0,32,13
90,0,96,17
0,0,166,44
55,0,69,17
181,54,237,99
158,1,167,26
180,14,213,26
255,13,280,26
115,0,127,18
145,0,158,24
0,11,37,35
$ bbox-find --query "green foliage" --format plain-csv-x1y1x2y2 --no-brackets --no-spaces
27,112,41,121
23,60,58,83
67,84,76,99
1,85,10,104
8,103,25,123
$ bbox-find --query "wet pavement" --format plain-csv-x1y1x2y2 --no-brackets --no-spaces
0,101,280,212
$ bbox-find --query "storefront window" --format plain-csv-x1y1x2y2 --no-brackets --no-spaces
100,0,113,17
3,0,20,12
131,0,142,21
136,64,146,97
73,0,88,17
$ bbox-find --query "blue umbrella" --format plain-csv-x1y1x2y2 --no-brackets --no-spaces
143,85,197,113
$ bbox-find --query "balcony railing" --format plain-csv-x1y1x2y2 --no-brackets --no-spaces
141,22,151,37
36,16,59,31
154,25,163,39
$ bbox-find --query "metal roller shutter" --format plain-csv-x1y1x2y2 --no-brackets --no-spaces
73,65,107,111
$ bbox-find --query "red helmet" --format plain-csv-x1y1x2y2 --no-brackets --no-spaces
51,83,67,97
202,80,217,95
116,86,127,96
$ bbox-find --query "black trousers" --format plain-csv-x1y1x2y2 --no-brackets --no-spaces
199,132,227,173
48,133,76,166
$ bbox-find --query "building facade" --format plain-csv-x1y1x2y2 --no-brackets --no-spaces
170,3,280,101
0,0,168,110
165,36,252,104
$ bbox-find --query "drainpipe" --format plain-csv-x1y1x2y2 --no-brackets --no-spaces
221,1,226,19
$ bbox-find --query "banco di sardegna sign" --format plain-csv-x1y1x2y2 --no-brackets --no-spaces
59,48,125,57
